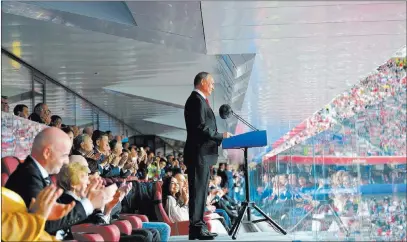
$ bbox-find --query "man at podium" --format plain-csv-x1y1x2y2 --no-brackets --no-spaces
184,72,232,240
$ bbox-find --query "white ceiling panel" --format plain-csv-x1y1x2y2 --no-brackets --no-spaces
202,2,406,27
201,1,400,9
1,12,222,145
125,1,203,38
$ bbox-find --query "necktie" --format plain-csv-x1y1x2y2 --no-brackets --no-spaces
205,98,210,107
44,176,51,186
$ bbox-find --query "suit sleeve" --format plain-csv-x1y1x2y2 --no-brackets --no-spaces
188,97,223,142
45,199,89,233
5,173,45,208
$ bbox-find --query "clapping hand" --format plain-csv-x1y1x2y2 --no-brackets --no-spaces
29,184,75,221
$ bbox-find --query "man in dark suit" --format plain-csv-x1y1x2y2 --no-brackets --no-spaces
6,127,105,236
184,72,232,240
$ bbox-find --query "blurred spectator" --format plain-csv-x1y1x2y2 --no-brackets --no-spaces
1,96,9,112
50,115,62,129
13,104,29,118
29,103,51,125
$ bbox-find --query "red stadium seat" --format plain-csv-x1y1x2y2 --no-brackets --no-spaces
112,220,132,235
119,214,143,229
1,156,20,175
1,173,9,186
71,224,120,242
72,233,104,242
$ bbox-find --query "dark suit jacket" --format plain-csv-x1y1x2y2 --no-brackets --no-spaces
5,156,89,234
183,91,223,167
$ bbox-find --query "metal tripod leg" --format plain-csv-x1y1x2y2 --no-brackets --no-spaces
229,203,248,239
327,204,349,235
288,202,349,235
288,206,316,232
252,204,287,235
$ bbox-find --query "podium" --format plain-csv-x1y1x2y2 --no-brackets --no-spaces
222,130,287,239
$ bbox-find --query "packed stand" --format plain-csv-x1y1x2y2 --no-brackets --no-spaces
252,163,407,241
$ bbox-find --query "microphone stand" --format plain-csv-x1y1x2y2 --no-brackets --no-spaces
230,110,259,131
226,112,287,240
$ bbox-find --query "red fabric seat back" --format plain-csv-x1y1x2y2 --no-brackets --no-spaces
1,156,20,175
154,181,172,224
119,215,143,229
112,220,132,235
72,233,104,242
71,224,120,242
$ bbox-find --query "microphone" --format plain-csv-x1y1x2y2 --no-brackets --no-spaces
219,104,258,131
219,104,232,119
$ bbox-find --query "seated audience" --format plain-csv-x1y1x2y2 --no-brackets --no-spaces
162,176,189,222
72,134,100,174
5,127,105,235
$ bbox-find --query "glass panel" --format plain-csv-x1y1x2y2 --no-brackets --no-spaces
256,57,406,241
33,80,44,107
45,80,75,125
98,112,110,132
1,53,33,113
75,99,94,128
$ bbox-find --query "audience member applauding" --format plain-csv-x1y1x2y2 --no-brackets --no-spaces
5,127,105,235
2,185,74,241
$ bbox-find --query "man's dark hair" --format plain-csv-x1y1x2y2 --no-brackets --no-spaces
61,126,73,135
50,115,62,126
13,104,28,115
92,130,107,146
109,139,119,151
194,72,209,87
1,96,8,99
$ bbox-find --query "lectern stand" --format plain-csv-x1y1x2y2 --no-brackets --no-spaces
222,131,287,240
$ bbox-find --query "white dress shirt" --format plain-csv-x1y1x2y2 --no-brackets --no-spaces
194,89,206,100
30,156,94,216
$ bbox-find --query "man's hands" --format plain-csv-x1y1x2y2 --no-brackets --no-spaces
29,184,75,221
223,132,233,138
85,179,105,209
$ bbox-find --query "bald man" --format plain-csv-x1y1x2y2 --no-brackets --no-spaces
6,127,105,235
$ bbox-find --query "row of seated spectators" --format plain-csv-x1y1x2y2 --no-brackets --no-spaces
1,124,234,241
253,166,406,241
